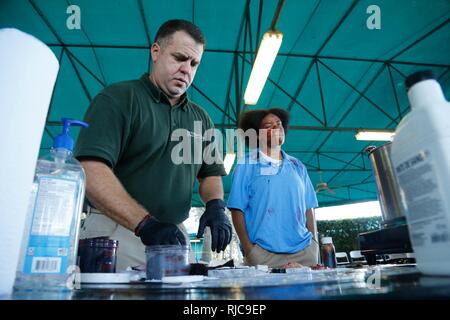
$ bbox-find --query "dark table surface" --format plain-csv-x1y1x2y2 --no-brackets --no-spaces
9,264,450,300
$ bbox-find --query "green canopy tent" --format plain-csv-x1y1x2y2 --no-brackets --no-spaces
1,0,449,207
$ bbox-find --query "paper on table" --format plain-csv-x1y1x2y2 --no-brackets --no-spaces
0,28,59,297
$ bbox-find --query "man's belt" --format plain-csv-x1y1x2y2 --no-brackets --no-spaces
87,206,103,215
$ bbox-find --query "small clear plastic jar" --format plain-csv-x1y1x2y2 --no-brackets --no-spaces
77,237,119,273
145,245,190,280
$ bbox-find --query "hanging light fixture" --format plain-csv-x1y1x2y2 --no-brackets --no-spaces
244,0,285,105
355,129,395,141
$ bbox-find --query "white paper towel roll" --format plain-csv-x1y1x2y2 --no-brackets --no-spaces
0,29,59,297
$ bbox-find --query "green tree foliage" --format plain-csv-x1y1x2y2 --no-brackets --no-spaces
317,217,382,253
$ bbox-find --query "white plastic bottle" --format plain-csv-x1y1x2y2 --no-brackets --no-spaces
15,118,88,290
390,71,450,276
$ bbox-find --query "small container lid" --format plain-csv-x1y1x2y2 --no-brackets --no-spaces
405,70,435,90
321,237,333,245
145,245,189,253
79,237,119,248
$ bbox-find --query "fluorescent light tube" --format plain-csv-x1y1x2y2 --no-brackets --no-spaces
244,31,283,105
355,130,395,141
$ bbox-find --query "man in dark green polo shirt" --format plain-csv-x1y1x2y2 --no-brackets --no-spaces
75,19,232,270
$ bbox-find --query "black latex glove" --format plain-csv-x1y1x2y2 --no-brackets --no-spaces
135,215,186,246
196,199,232,253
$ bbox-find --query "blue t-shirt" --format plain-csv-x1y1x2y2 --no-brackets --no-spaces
227,149,318,253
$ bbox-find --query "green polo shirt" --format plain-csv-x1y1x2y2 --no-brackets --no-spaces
75,73,226,224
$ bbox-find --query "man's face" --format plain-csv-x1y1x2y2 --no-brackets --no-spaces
260,113,285,148
150,31,204,100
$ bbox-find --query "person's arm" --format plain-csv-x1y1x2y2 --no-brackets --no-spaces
81,160,148,231
198,176,224,203
82,160,187,246
231,210,253,256
306,208,318,242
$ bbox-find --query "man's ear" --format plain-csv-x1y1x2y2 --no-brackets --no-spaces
150,42,160,63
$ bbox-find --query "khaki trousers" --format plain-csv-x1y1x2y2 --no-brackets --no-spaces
244,239,319,268
79,211,194,271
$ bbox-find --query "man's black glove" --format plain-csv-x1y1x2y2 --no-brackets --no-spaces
196,199,232,253
135,215,186,246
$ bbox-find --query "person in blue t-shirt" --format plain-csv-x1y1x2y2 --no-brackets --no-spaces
228,108,319,268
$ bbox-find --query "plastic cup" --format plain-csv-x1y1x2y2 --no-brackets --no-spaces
145,245,190,280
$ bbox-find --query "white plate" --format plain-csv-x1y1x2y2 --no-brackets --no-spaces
80,273,132,283
161,275,206,283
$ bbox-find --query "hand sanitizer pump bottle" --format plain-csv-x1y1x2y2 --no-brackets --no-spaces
15,118,88,290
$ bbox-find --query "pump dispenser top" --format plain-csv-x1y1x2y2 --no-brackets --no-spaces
53,118,88,151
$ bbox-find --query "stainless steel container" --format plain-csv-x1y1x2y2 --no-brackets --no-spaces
366,143,406,227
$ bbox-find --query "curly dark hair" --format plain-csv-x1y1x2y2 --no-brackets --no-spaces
238,108,290,134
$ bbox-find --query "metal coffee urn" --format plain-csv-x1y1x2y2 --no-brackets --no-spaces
358,143,413,265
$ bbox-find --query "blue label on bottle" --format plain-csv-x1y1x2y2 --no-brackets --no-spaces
22,176,79,275
23,242,69,274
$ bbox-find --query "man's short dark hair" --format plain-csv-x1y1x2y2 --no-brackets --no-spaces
238,108,290,135
155,19,205,47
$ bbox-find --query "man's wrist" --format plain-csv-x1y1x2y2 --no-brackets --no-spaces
206,199,226,210
134,214,152,236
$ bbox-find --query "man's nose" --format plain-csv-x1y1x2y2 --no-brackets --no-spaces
179,61,191,75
